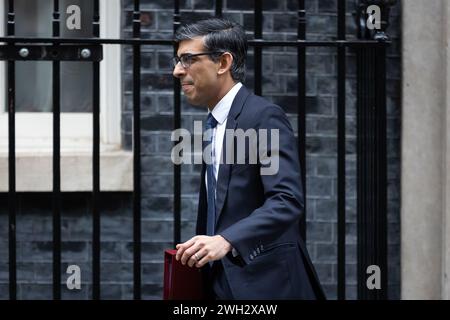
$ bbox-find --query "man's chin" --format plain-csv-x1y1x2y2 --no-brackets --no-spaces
185,97,204,109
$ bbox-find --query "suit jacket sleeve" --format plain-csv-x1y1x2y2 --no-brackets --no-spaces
219,105,304,265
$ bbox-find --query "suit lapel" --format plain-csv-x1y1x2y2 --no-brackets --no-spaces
214,86,251,224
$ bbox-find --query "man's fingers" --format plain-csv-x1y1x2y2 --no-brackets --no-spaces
181,242,202,265
175,245,187,261
178,233,230,267
188,248,209,268
195,250,210,268
187,252,199,267
175,236,198,261
195,253,212,268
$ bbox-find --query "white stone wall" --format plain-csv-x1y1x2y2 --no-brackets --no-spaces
401,0,450,300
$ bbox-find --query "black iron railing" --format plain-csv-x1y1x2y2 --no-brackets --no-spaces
1,0,393,300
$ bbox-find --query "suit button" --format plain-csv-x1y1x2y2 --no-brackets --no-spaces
256,248,260,254
249,254,254,260
252,250,257,256
261,244,264,250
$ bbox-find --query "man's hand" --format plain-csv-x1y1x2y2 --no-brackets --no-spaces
175,235,232,268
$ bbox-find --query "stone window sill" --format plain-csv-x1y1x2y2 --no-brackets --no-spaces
0,149,133,192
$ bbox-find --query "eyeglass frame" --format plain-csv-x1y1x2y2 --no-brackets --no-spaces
172,51,225,69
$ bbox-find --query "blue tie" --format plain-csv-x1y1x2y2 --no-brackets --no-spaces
204,113,218,236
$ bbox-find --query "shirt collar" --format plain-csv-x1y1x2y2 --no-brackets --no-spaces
210,82,243,125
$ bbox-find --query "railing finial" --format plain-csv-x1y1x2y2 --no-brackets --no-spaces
355,0,397,41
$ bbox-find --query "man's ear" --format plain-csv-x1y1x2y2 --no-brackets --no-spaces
217,52,233,75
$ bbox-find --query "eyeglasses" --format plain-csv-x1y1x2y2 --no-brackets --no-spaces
172,52,224,69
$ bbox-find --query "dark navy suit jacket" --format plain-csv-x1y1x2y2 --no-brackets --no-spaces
197,85,326,300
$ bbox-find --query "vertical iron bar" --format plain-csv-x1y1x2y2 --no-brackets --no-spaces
173,0,181,246
367,47,374,299
357,43,387,300
7,0,16,301
337,0,346,300
52,0,61,300
215,0,223,18
132,0,142,300
368,47,374,299
253,0,262,96
375,45,388,299
297,0,307,241
365,49,378,299
92,0,101,300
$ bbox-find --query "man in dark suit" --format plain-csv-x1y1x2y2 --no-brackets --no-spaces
173,18,325,300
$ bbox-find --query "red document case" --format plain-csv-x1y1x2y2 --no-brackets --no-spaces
163,249,205,300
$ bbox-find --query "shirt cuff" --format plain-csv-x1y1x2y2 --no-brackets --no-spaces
231,247,240,257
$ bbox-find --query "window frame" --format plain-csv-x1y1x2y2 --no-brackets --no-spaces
0,0,132,192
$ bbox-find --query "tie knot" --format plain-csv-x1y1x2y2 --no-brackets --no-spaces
206,113,218,130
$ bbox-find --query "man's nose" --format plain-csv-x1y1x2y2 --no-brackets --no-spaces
172,62,185,78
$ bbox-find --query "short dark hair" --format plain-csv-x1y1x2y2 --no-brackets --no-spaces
174,18,248,82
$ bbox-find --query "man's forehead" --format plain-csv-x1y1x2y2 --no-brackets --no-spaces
177,36,205,55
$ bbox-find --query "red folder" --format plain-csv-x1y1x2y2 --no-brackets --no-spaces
163,249,205,300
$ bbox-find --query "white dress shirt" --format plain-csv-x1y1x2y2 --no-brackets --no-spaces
205,81,243,191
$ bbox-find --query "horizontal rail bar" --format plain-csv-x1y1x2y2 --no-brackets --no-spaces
0,37,391,47
204,40,390,47
0,44,102,61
